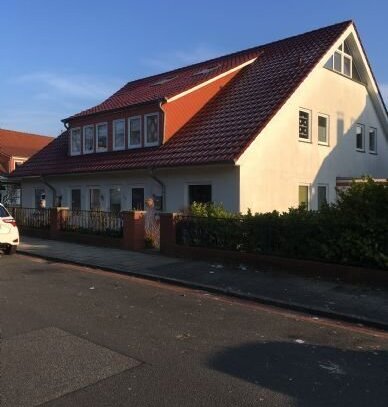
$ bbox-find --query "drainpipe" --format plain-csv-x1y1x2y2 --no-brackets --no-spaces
149,168,166,211
41,176,58,207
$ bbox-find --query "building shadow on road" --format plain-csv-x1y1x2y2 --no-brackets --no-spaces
208,340,388,407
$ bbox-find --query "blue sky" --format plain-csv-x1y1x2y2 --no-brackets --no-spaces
0,0,387,135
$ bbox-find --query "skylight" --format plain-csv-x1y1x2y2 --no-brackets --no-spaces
151,76,176,86
192,65,220,76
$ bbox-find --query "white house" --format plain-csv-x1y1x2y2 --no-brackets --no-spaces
12,21,388,213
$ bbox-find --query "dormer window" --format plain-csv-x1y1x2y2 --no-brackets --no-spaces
70,128,81,155
128,116,141,148
96,123,108,152
113,119,125,150
83,125,94,154
144,113,159,147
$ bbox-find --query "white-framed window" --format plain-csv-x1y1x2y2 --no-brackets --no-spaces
128,116,142,148
298,185,309,209
356,124,365,152
332,42,352,78
113,119,125,151
96,123,108,152
144,113,159,147
298,109,311,141
317,184,328,210
369,127,377,154
70,128,81,155
109,187,121,213
318,114,329,145
89,188,101,210
83,125,95,154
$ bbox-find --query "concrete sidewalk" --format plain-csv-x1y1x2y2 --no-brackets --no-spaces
16,236,388,330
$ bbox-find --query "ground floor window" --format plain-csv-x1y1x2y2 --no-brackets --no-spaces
131,188,144,210
71,189,81,210
298,185,309,209
188,184,212,206
110,187,121,213
89,188,101,210
317,185,328,210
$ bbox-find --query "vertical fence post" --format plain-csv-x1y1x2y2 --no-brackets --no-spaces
159,213,177,255
122,211,145,251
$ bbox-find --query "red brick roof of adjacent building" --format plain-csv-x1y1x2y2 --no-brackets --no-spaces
13,21,353,178
0,129,54,159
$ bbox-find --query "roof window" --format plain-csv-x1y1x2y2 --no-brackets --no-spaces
151,76,176,86
192,65,220,76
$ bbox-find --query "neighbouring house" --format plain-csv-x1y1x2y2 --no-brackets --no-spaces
0,129,53,205
11,21,388,213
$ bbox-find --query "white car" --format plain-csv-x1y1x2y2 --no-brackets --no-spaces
0,203,19,255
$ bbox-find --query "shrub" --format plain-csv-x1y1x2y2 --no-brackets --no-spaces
178,179,388,269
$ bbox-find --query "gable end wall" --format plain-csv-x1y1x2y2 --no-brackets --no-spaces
237,56,388,213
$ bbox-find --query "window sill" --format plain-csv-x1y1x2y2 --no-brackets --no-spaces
318,141,329,147
298,138,312,143
96,148,108,153
356,148,365,153
369,151,378,155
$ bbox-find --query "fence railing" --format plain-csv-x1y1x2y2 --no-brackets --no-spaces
60,210,123,238
10,207,51,229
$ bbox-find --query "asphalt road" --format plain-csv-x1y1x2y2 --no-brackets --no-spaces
0,254,387,407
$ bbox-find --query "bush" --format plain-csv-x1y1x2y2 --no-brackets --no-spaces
188,202,236,218
178,180,388,269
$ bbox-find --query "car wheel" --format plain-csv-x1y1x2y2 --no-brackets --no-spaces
4,245,17,255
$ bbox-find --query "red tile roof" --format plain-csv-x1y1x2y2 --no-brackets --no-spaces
0,129,54,158
13,21,352,178
66,51,260,121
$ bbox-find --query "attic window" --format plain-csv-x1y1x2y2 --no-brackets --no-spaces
151,77,176,86
192,65,220,76
325,41,353,79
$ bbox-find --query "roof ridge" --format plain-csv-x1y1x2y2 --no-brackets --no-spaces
116,20,353,88
66,20,353,122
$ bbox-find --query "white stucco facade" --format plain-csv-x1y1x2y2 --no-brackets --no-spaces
20,165,239,213
237,27,388,213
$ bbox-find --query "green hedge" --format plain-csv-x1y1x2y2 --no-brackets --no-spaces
178,178,388,269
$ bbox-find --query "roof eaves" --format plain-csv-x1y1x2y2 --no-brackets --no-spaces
351,22,388,116
13,158,236,179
